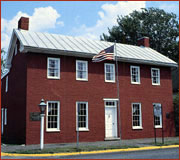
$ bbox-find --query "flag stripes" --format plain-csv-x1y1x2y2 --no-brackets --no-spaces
92,45,114,62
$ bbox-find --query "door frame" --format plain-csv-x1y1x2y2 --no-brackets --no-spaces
104,99,118,138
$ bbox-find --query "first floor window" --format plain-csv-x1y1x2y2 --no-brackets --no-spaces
153,103,162,128
130,66,140,84
76,102,88,131
5,76,8,92
47,57,60,79
105,63,115,82
46,101,60,131
4,108,7,125
76,60,88,81
151,68,160,85
132,103,142,129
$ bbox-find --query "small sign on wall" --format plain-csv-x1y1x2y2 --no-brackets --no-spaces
30,112,41,121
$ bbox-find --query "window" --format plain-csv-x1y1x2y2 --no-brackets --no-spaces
4,108,7,125
1,108,4,135
14,45,18,56
151,68,160,85
130,66,140,84
76,102,88,131
47,58,60,79
5,76,8,92
132,103,142,129
153,103,162,128
105,63,115,82
76,60,88,81
46,101,60,131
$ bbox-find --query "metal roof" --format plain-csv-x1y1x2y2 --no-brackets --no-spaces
13,29,177,67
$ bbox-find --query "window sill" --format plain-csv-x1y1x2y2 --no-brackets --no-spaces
47,77,60,80
131,82,140,85
76,79,88,81
105,80,116,83
46,129,60,132
154,126,162,129
132,127,143,130
76,128,89,132
152,83,160,86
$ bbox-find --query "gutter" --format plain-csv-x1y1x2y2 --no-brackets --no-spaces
23,46,178,68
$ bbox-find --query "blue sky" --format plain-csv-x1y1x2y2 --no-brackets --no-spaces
2,1,179,51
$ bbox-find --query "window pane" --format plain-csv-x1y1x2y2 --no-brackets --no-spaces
47,102,59,130
77,102,87,129
132,104,141,128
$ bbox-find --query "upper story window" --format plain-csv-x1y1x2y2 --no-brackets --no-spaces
46,101,60,132
151,68,160,85
76,102,89,131
153,103,162,128
47,57,60,79
105,63,115,82
14,44,18,56
5,76,8,93
130,66,140,84
76,60,88,81
132,103,142,129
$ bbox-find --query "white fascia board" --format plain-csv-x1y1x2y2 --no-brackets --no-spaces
24,46,178,68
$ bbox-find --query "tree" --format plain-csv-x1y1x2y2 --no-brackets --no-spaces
173,94,179,136
1,49,6,75
101,8,179,63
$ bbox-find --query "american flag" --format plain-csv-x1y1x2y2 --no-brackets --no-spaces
92,45,115,62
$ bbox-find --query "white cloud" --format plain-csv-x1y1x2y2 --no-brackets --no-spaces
72,1,146,40
1,6,64,51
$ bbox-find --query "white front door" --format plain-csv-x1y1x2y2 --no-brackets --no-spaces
105,101,117,138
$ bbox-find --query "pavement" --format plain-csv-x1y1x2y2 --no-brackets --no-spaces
1,137,179,157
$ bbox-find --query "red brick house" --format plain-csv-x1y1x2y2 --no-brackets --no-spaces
1,17,177,145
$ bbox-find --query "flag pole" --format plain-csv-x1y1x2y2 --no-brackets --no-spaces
115,41,121,140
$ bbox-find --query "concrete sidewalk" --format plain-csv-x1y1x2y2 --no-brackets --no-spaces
1,137,179,153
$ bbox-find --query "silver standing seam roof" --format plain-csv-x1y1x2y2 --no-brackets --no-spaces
7,29,178,68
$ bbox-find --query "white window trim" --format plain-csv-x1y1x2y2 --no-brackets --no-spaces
1,108,4,135
132,103,143,129
76,101,89,131
46,101,60,132
76,60,88,81
104,63,115,83
47,57,60,79
15,44,18,56
151,68,160,85
5,76,8,93
4,108,7,125
130,66,140,84
153,103,162,128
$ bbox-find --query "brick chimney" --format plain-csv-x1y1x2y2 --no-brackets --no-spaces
137,37,149,47
18,17,29,30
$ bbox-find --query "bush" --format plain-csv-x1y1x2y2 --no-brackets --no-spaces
173,93,179,136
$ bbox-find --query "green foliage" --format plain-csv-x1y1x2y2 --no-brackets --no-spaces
173,93,179,136
101,8,179,63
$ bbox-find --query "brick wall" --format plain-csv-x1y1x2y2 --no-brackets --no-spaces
1,41,27,144
25,53,175,145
